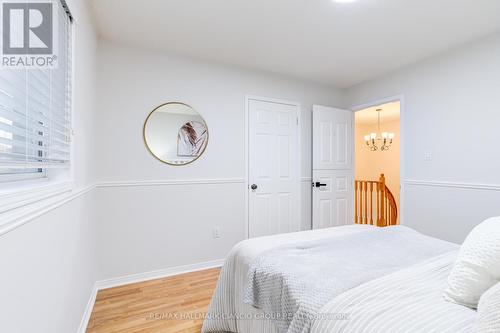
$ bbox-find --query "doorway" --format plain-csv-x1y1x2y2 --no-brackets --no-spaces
354,101,401,226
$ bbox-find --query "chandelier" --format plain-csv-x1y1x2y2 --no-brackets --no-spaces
363,108,395,151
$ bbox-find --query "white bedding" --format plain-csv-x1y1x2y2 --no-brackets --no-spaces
244,226,458,333
202,225,461,333
311,251,477,333
202,225,375,333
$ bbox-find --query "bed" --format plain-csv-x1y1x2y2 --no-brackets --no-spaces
201,225,477,333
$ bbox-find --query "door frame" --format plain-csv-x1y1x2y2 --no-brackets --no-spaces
244,95,302,239
350,94,405,225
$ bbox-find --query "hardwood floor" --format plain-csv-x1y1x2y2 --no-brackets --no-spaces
86,268,221,333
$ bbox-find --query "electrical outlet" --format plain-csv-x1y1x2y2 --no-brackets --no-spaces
212,227,221,239
424,151,433,161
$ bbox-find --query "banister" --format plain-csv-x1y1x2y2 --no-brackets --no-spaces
355,174,398,227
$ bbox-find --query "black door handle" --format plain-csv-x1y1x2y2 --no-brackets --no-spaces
315,182,327,188
251,184,258,190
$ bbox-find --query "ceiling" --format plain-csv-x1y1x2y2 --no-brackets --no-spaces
89,0,500,88
355,101,400,125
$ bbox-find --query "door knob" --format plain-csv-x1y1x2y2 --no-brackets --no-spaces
315,182,327,188
251,184,258,190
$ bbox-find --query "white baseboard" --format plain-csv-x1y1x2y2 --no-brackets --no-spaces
77,259,225,333
77,284,98,333
95,258,225,290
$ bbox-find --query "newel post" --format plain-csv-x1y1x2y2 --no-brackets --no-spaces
378,174,386,227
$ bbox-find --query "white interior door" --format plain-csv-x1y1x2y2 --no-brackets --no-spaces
248,98,299,238
312,105,354,229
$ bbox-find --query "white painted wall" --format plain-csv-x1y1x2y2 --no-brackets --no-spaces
0,192,97,333
0,1,99,332
346,32,500,243
95,42,344,182
94,40,344,280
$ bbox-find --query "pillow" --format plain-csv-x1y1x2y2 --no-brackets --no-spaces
443,217,500,308
477,282,500,333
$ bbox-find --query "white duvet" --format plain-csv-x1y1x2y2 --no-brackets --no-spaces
243,226,458,333
202,225,467,333
312,251,477,333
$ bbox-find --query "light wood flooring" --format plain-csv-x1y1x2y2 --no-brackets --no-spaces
86,268,221,333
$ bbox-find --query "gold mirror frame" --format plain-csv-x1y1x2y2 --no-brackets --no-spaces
143,102,209,166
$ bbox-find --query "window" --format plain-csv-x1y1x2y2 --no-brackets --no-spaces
0,0,72,184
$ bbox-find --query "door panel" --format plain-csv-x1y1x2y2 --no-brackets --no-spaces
312,105,354,229
278,193,292,233
249,99,299,238
319,199,333,229
320,121,333,165
313,169,353,228
313,105,353,170
335,122,348,166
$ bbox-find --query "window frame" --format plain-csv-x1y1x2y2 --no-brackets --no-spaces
0,0,75,222
0,169,46,183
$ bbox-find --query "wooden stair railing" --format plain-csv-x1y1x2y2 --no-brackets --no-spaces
355,174,398,227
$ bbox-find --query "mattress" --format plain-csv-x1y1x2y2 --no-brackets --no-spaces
202,225,470,333
244,226,458,333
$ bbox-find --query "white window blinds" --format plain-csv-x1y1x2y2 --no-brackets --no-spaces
0,1,72,171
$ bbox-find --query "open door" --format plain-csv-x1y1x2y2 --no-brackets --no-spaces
312,105,354,229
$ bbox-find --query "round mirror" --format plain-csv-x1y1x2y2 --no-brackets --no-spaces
143,102,209,165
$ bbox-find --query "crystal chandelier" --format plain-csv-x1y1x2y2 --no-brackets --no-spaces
363,108,395,151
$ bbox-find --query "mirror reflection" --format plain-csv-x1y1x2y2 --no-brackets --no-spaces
143,102,208,165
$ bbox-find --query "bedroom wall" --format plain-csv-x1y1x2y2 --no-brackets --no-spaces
0,1,99,332
94,40,345,280
346,32,500,243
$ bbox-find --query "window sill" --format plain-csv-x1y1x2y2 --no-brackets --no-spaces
0,179,74,216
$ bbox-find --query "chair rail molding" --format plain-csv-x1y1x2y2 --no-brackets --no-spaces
403,179,500,191
0,178,248,236
96,178,246,188
0,184,95,236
